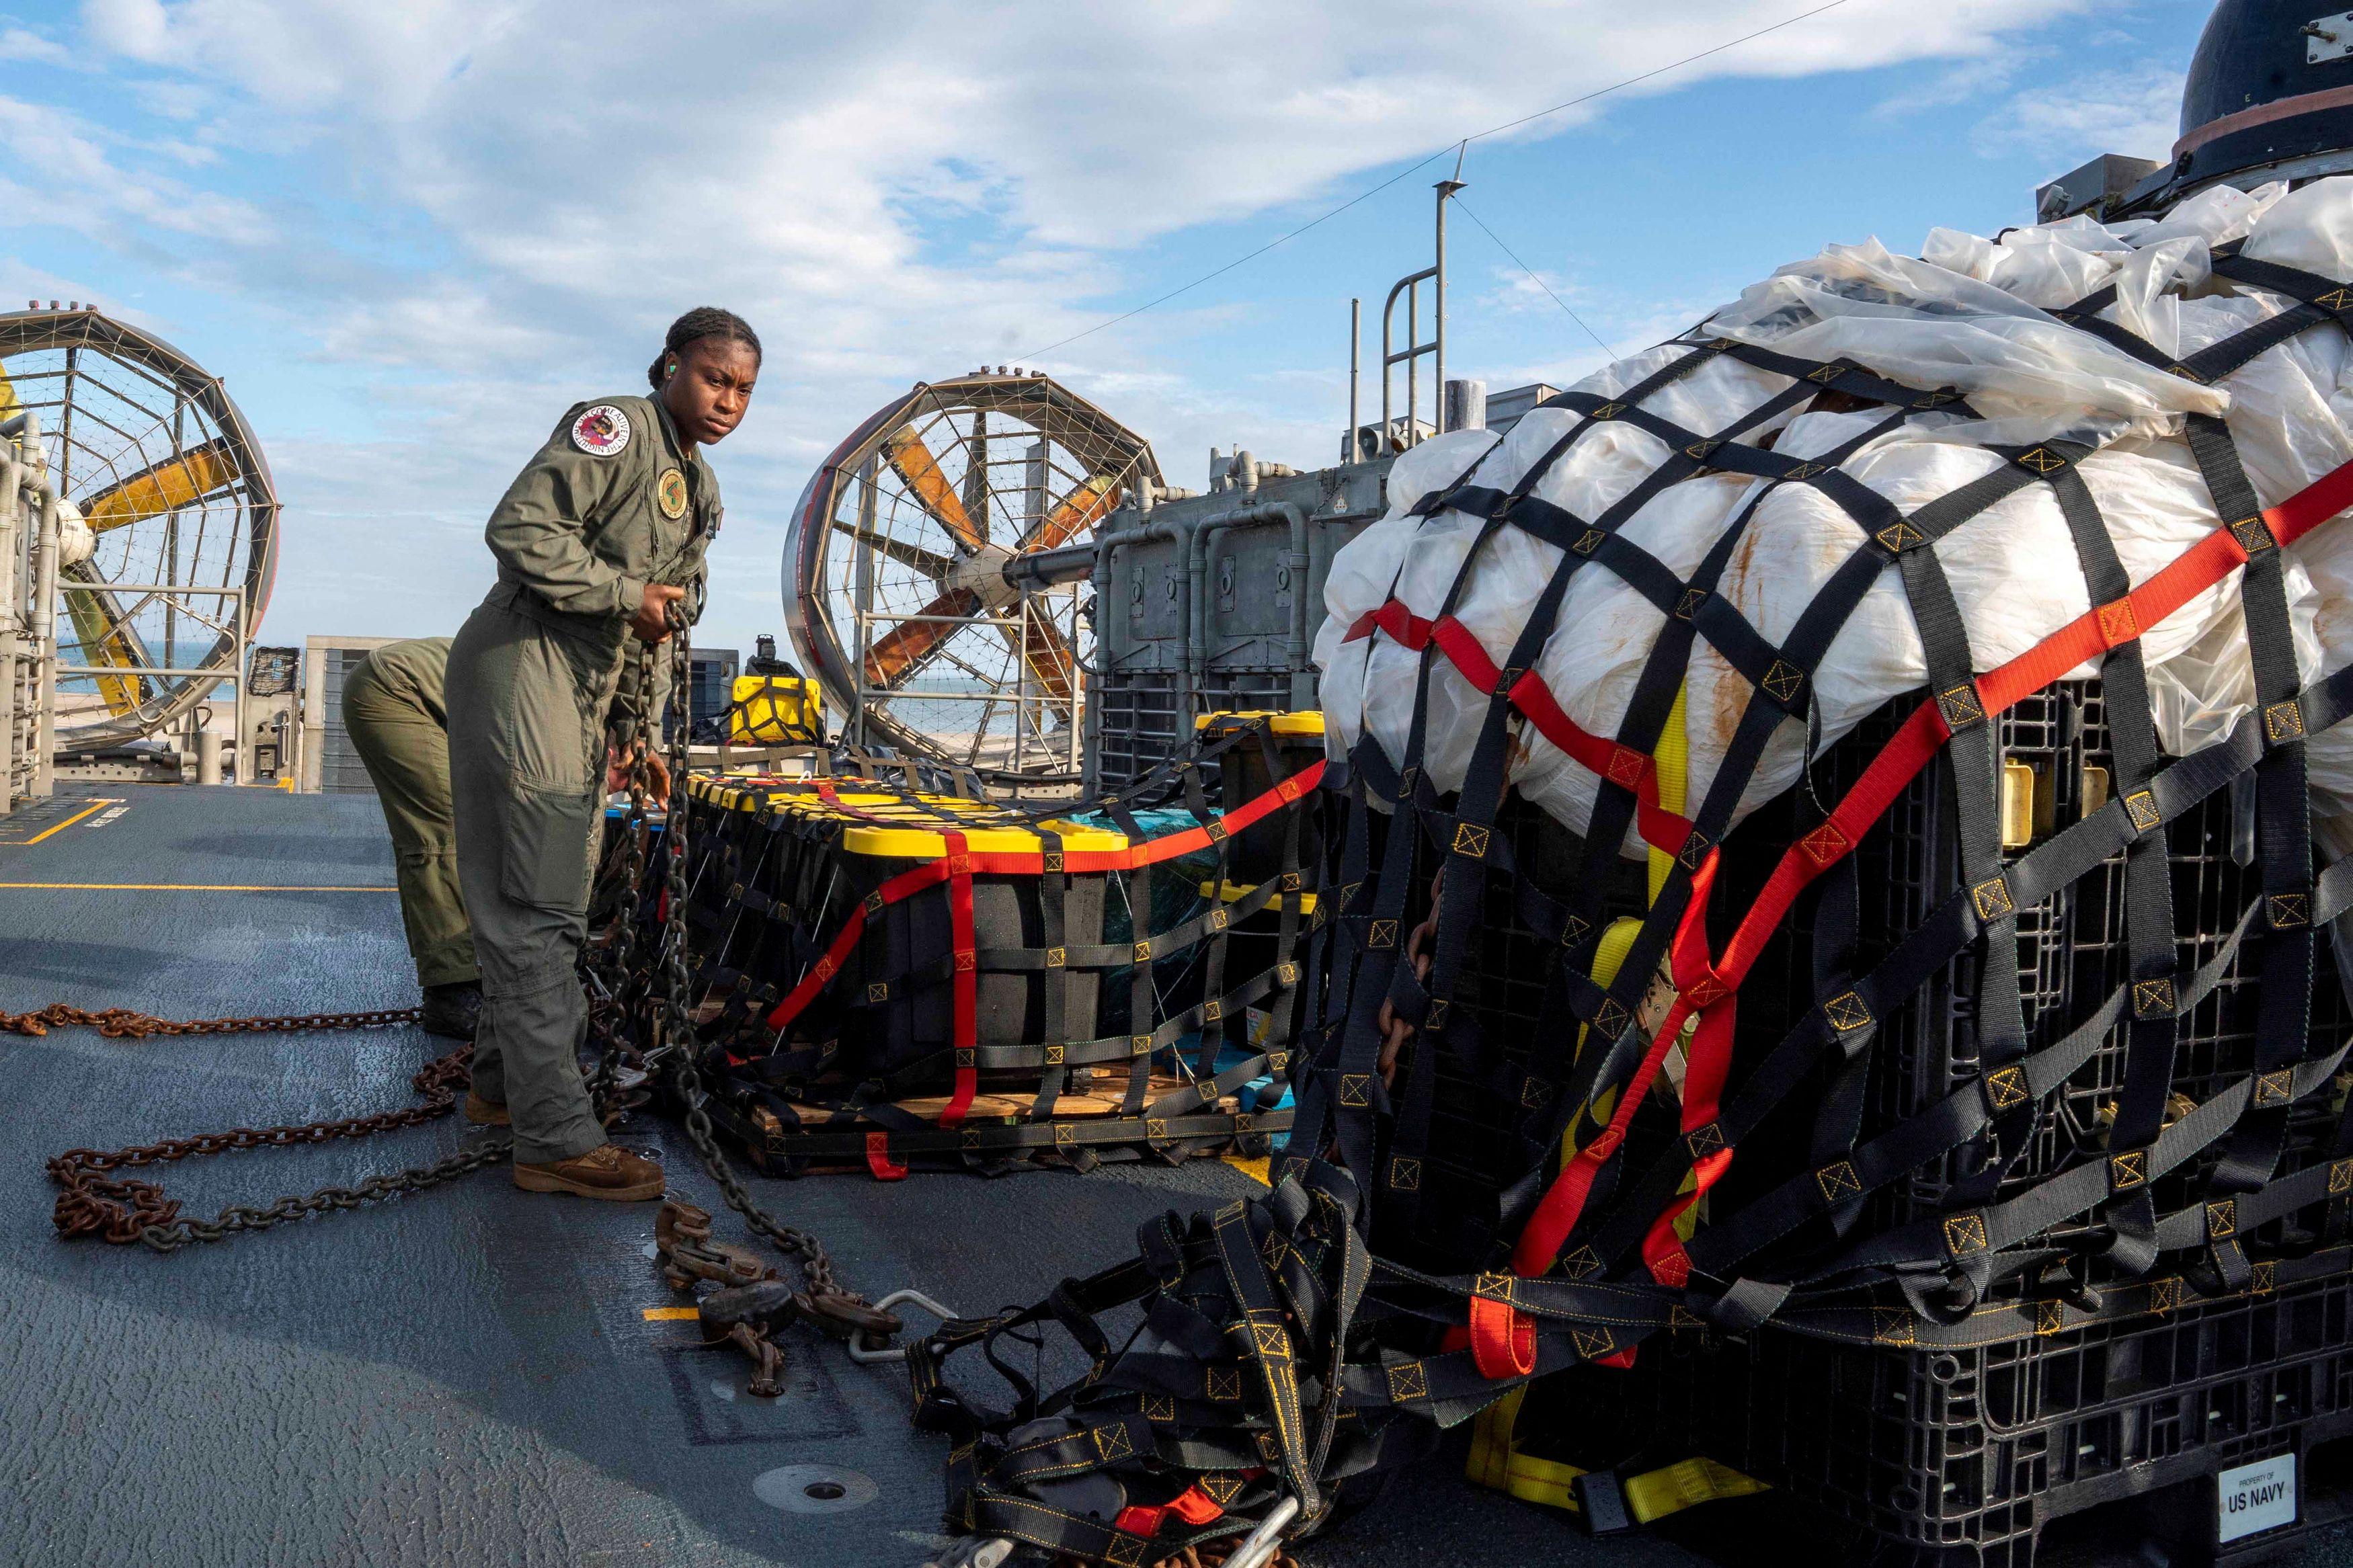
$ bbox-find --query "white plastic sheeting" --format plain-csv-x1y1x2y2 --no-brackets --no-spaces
1317,177,2353,856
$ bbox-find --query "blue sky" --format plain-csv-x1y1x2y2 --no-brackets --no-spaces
0,0,2211,658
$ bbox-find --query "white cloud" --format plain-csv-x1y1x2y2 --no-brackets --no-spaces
0,257,139,320
1975,63,2184,168
69,1,2110,280
0,24,65,62
1874,52,2026,118
39,0,2116,650
0,95,272,249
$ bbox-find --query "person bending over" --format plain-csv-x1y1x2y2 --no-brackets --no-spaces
342,636,479,1039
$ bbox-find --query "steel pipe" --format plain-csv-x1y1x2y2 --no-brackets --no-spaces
24,414,56,795
0,444,18,811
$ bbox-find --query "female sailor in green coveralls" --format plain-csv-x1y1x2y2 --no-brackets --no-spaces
446,308,759,1200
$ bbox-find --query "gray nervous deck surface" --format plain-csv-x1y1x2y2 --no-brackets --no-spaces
0,785,2344,1568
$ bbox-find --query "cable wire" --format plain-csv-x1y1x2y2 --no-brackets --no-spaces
1452,197,1619,360
1020,0,1853,358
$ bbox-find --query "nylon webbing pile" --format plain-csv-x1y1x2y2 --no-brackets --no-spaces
914,216,2353,1563
639,715,1320,1178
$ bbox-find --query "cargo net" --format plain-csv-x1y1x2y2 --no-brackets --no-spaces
913,181,2353,1566
643,714,1320,1178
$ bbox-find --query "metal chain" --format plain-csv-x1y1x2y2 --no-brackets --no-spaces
586,639,662,1118
643,600,879,1325
5,1002,423,1039
46,1032,506,1251
38,606,865,1305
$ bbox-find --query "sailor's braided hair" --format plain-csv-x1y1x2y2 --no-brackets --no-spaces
649,306,761,388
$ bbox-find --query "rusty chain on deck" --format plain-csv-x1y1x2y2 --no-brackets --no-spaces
40,1011,497,1252
5,1002,424,1038
36,608,889,1383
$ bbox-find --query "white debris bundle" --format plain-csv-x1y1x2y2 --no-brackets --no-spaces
1316,177,2353,856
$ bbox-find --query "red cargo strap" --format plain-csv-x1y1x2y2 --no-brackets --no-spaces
1507,452,2353,1279
1510,852,1719,1275
1467,1292,1538,1379
1112,1483,1223,1539
865,1132,906,1181
759,760,1324,1037
941,831,979,1128
1344,600,1695,851
761,856,948,1033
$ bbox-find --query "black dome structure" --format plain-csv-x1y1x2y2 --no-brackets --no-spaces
2096,0,2353,217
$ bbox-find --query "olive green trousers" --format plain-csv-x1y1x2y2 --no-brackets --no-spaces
340,638,478,990
445,599,617,1166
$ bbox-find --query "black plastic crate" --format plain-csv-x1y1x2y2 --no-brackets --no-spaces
1529,1253,2353,1567
1711,681,2352,1280
679,788,1110,1078
1388,792,1650,1274
1375,679,2349,1286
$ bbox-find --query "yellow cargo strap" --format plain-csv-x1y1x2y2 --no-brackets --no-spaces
1466,684,1760,1524
1464,1418,1766,1522
1645,685,1687,906
840,821,1127,858
1200,878,1319,915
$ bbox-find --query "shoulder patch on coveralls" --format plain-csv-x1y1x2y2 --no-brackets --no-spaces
571,405,633,457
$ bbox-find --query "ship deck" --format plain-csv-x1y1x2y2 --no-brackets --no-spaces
1,783,2345,1567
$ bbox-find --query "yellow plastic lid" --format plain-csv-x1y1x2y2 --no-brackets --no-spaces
841,816,1129,858
1195,708,1325,738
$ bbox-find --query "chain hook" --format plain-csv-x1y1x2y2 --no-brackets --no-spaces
844,1288,957,1362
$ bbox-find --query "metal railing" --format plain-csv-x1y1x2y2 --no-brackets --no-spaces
1378,174,1467,455
1,411,57,813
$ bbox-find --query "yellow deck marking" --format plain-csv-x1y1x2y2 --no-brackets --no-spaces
1224,1153,1272,1186
0,882,398,891
641,1305,699,1321
20,800,116,844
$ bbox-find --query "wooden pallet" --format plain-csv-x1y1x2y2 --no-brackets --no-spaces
770,1071,1233,1125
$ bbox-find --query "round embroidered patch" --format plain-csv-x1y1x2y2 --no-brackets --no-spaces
657,466,688,519
570,404,632,457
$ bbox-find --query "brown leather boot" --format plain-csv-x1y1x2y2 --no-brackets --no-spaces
512,1143,666,1201
461,1091,510,1126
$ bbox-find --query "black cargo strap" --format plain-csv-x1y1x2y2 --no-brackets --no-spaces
664,714,1319,1176
932,251,2353,1566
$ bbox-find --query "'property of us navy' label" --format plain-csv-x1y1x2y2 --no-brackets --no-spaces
2217,1454,2295,1544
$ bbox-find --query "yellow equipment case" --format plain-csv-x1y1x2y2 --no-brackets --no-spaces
725,673,827,745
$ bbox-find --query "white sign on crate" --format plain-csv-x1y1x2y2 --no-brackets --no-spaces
2217,1453,2297,1544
